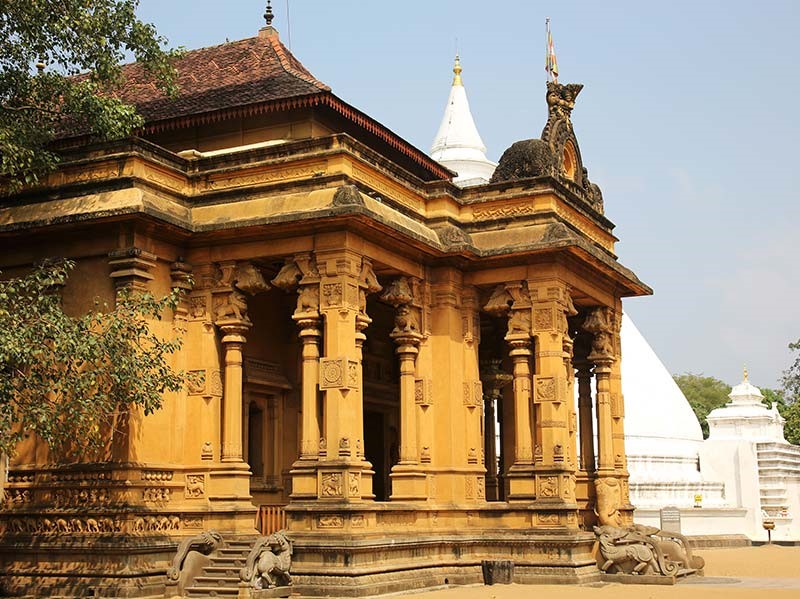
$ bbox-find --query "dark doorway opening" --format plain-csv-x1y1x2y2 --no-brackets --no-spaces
364,410,387,501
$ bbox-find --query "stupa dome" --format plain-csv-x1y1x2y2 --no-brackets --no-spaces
429,55,496,187
621,314,704,459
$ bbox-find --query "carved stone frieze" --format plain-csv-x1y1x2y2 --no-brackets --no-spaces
317,514,344,528
319,357,359,390
143,487,171,503
320,472,343,498
414,378,432,406
141,470,174,482
185,474,206,498
533,375,566,404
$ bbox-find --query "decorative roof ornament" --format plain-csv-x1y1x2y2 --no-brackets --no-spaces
429,54,497,187
452,54,463,86
743,365,749,382
264,1,274,27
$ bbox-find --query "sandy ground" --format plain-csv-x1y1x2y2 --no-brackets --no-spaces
402,545,800,599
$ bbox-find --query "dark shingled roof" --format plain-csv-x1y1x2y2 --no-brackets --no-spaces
116,28,330,124
63,27,452,181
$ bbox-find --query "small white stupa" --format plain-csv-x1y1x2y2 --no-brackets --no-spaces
430,55,496,187
701,370,800,541
706,370,786,442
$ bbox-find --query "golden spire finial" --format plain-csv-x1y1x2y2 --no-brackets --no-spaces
452,54,463,86
743,365,749,382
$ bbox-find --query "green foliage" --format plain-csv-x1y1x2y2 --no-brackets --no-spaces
0,260,190,459
783,340,800,403
0,0,179,189
673,373,731,439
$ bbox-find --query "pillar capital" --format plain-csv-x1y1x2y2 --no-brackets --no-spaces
216,319,251,344
108,247,157,294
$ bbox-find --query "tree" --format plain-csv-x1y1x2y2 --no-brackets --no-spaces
783,340,800,403
0,260,190,458
0,0,179,189
673,373,731,438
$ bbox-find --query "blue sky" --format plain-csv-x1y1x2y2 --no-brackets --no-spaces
137,1,800,388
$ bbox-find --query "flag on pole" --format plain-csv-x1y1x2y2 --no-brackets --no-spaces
545,18,559,83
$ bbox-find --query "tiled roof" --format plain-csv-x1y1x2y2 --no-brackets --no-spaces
116,28,330,124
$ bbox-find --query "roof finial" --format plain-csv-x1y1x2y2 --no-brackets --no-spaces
452,54,463,86
264,0,274,27
743,365,749,382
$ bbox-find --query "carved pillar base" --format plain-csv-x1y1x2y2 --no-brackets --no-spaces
389,466,428,501
505,465,537,500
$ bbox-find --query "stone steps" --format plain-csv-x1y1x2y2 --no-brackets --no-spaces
184,541,252,599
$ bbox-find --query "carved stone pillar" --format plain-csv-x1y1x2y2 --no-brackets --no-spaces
582,307,615,474
461,285,484,502
272,254,323,499
218,320,250,462
272,255,322,461
582,306,626,526
483,282,535,500
381,277,427,500
312,249,379,502
575,360,595,473
480,360,512,501
522,282,580,526
212,261,269,499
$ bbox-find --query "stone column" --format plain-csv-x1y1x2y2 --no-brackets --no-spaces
582,306,624,527
526,281,579,526
271,254,322,467
462,285,484,501
382,277,427,500
608,308,632,519
218,320,250,462
575,360,595,473
483,282,535,499
480,360,512,501
212,261,270,502
297,319,322,458
312,248,379,501
107,248,157,463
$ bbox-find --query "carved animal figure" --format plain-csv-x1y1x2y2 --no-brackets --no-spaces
240,531,293,589
271,261,303,291
296,285,319,313
632,526,705,571
167,530,223,581
394,305,419,334
594,525,658,574
215,290,248,321
483,284,513,316
594,477,623,527
85,518,100,533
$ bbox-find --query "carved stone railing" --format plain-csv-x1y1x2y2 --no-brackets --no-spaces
165,530,223,596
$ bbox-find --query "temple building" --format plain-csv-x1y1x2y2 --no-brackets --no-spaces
0,11,651,598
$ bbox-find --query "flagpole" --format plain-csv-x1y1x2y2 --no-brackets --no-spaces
545,17,550,83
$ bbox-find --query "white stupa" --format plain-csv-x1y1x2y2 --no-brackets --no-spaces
620,314,727,510
430,55,497,187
